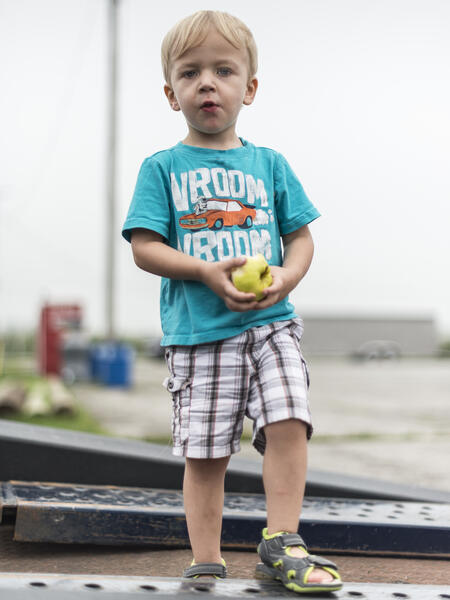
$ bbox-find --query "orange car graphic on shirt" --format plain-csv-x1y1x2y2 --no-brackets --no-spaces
179,197,256,231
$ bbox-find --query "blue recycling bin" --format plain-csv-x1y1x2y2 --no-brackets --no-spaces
89,343,134,388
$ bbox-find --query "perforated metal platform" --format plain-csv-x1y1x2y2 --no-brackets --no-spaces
2,482,449,556
0,574,450,600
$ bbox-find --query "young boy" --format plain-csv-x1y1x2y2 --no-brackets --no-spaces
122,10,342,593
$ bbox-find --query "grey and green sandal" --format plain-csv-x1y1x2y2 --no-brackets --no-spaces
256,529,342,594
183,558,227,579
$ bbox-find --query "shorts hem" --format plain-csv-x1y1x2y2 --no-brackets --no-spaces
172,442,241,459
253,413,313,455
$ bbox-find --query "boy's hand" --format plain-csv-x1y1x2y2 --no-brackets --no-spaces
251,265,295,310
199,257,260,312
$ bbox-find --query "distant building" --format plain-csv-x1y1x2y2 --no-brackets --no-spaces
300,314,438,357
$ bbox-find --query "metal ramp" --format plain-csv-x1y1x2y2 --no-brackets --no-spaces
0,574,449,600
2,420,449,502
2,482,449,557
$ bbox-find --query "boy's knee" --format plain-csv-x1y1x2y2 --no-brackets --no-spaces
185,456,230,480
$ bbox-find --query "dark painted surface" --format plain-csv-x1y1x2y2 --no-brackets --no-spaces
2,482,449,556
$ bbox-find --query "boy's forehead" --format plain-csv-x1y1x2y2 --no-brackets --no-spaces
173,28,247,66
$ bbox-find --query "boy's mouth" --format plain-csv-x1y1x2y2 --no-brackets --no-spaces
200,101,219,112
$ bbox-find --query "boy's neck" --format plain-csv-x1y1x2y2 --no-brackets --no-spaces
182,128,243,151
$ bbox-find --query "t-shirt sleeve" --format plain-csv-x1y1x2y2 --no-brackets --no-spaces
122,157,171,243
274,153,320,235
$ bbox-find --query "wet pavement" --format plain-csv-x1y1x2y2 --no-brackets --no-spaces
75,356,450,492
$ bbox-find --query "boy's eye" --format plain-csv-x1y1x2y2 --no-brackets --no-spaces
217,67,232,76
182,70,197,79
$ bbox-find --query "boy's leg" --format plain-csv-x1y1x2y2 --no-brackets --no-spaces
263,418,333,584
183,455,230,564
263,419,307,534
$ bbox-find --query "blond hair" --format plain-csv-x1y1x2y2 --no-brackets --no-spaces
161,10,258,84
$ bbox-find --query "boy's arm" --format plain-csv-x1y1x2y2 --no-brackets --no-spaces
130,228,260,312
255,224,314,310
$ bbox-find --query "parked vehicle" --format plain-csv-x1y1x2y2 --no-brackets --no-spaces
353,340,402,361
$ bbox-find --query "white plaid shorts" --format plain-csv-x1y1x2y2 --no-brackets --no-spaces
163,318,312,459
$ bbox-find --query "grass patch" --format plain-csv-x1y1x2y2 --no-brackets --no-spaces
141,435,173,445
0,370,41,386
0,405,108,435
0,364,109,436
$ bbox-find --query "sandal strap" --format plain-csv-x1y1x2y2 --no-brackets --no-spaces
277,532,307,548
263,532,307,553
183,563,227,579
258,532,339,576
309,554,338,569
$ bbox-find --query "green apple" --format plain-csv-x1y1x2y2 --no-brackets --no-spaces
231,254,273,301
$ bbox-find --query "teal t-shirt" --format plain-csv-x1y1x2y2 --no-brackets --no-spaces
122,139,320,346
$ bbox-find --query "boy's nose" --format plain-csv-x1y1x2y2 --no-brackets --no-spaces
199,82,215,93
198,71,216,92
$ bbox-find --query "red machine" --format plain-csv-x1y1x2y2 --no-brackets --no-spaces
38,304,82,375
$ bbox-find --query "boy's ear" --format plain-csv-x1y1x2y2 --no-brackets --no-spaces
164,84,180,111
243,77,258,106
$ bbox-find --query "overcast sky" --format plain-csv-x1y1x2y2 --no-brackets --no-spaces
1,0,450,338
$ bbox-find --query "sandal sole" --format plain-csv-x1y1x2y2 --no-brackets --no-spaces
256,562,343,594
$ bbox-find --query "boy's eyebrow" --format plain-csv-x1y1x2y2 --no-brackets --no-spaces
175,61,199,70
175,58,242,71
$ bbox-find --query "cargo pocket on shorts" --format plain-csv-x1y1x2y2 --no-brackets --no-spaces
163,376,191,444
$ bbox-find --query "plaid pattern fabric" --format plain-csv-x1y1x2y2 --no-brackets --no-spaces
163,319,312,459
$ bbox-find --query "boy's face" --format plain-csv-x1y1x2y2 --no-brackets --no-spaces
164,28,258,146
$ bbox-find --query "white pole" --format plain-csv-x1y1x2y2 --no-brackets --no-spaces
105,0,118,340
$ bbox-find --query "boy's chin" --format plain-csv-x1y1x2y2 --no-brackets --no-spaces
187,123,238,140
